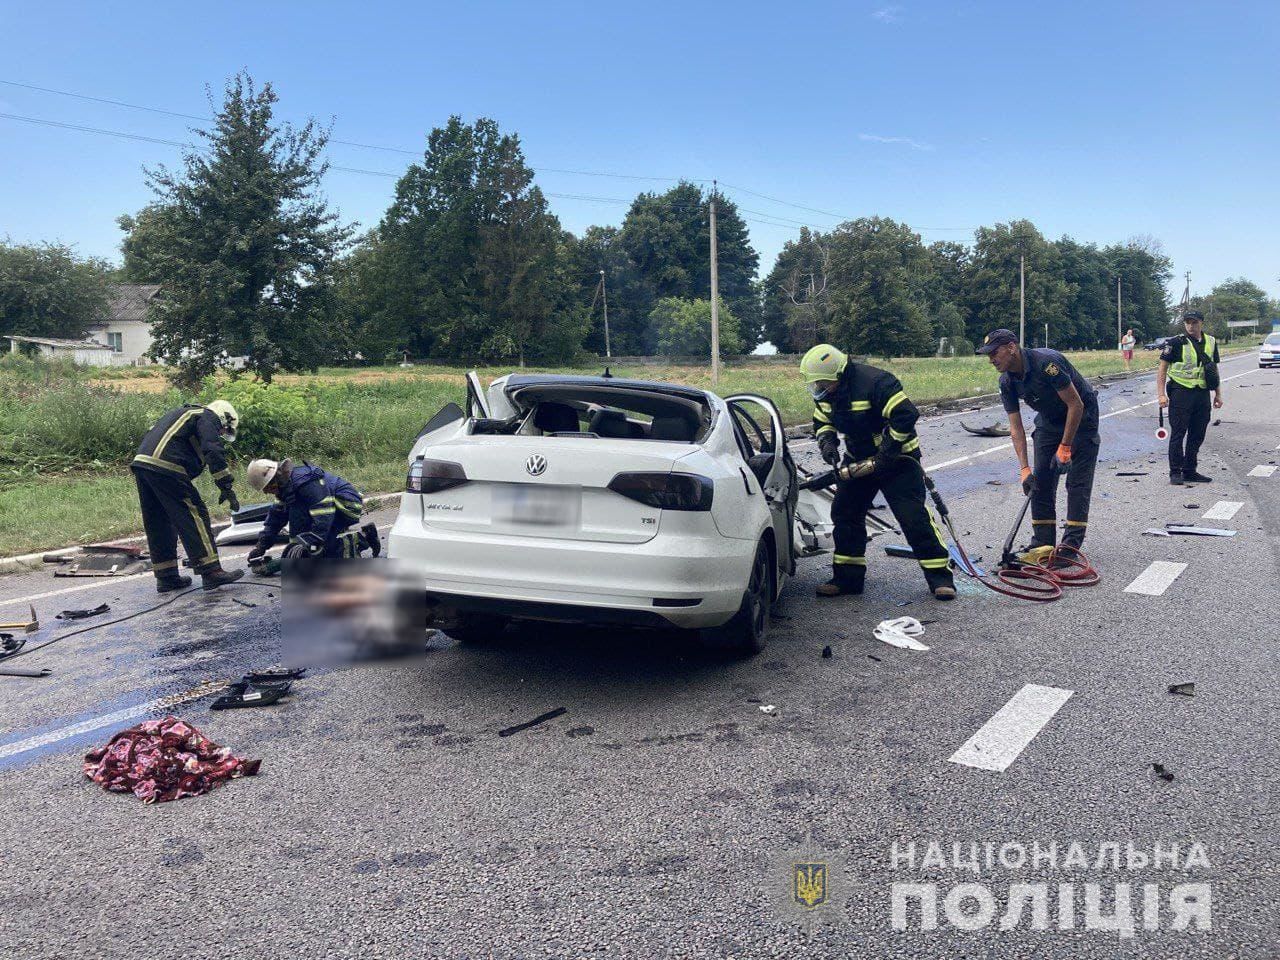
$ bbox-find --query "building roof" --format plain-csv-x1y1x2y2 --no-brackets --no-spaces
6,335,114,350
104,284,161,322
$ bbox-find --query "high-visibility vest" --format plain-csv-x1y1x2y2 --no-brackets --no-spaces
1167,334,1216,390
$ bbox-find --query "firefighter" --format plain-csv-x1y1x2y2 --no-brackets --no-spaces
131,400,245,592
1157,310,1223,485
801,344,956,600
244,458,377,561
977,328,1100,561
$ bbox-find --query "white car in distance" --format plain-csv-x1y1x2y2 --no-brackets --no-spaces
1259,332,1280,368
387,372,835,654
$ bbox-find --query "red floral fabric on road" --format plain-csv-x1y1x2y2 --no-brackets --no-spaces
83,715,261,803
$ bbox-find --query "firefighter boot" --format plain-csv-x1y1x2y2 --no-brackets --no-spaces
156,575,192,594
201,566,246,591
816,566,865,598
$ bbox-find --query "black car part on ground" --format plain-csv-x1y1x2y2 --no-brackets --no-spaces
55,603,110,621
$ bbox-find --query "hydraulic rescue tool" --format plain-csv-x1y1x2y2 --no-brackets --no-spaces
799,454,1099,601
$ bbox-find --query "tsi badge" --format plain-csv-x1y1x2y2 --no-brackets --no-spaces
525,454,548,477
794,862,828,910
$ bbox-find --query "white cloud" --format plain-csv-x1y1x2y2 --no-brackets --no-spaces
871,5,903,23
858,133,935,152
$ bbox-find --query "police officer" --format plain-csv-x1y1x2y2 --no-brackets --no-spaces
244,458,377,561
1157,310,1223,485
131,400,245,591
977,329,1100,561
801,344,955,600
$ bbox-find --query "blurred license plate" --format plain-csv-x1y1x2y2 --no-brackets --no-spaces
494,485,581,527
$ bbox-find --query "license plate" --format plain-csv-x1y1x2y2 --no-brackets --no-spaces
493,485,581,528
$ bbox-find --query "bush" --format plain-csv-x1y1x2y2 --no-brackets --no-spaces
650,298,742,357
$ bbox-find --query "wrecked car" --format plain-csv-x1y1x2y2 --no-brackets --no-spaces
386,372,836,654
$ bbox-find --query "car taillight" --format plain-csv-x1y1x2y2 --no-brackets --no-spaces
608,472,713,511
406,457,468,493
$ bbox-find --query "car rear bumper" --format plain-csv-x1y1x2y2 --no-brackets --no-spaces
387,512,752,629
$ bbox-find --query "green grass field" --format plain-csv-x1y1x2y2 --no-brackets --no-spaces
0,341,1261,558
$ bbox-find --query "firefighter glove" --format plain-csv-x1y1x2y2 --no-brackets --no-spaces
218,486,240,513
1055,443,1073,466
1020,466,1036,496
247,540,269,564
818,434,841,467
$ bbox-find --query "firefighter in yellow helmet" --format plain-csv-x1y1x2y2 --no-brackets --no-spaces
800,344,955,600
130,400,245,591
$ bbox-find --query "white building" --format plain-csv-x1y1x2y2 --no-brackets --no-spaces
85,284,161,365
6,335,119,366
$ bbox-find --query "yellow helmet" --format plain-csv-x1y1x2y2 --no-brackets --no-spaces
800,344,847,383
205,399,239,442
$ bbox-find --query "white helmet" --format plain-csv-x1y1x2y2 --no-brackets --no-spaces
205,399,239,442
246,458,279,493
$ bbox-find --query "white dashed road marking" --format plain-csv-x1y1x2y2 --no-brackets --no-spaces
1201,501,1243,522
948,684,1074,772
1123,561,1188,596
0,680,230,762
1247,465,1276,478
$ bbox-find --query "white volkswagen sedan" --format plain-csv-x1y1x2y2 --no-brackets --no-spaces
387,372,834,654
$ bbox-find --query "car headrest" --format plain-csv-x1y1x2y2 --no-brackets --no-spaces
649,415,695,442
533,402,579,434
589,409,632,438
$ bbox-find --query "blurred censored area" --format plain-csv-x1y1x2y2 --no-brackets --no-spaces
281,558,427,669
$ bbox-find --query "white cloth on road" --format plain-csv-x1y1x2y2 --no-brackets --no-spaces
873,616,929,651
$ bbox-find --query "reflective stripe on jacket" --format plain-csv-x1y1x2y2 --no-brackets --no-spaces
811,360,922,461
132,406,233,486
1167,334,1217,390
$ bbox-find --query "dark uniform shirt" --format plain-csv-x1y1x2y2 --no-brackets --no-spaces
999,348,1098,431
812,361,921,461
261,463,363,545
132,405,234,489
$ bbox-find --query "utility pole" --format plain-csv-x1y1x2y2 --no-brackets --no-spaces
1044,322,1049,348
1116,276,1122,348
600,270,611,358
709,180,721,386
1019,253,1026,348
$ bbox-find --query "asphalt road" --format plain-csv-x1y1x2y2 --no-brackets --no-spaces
1,353,1277,959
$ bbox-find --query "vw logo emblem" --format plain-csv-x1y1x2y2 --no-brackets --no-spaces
525,454,548,477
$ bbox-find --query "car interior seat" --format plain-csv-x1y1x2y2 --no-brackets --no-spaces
533,402,581,435
589,408,638,438
649,415,695,442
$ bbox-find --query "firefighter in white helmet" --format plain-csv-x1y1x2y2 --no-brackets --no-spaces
245,458,377,561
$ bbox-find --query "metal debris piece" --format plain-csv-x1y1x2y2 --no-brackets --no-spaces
961,422,1012,437
1184,503,1200,509
759,704,777,716
1151,763,1175,782
0,606,39,633
54,545,148,578
231,598,257,609
498,706,567,737
0,666,52,678
1115,471,1149,477
1168,683,1195,697
1164,524,1237,537
821,646,833,659
1141,528,1172,537
56,603,110,621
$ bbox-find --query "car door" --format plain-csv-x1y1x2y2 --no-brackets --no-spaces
725,395,798,579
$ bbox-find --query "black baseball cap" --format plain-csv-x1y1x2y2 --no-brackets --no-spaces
1183,310,1205,322
976,329,1018,354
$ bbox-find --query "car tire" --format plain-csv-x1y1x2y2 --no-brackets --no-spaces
702,539,772,656
441,612,509,644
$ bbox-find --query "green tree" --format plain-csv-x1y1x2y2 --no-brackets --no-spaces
0,241,112,340
361,116,577,363
649,297,742,357
142,72,353,386
762,227,833,352
1105,238,1173,345
825,217,935,357
966,220,1072,348
116,204,182,284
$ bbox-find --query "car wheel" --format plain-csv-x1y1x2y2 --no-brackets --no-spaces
703,540,772,656
441,613,509,644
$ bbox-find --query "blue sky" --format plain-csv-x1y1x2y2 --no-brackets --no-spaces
1,0,1277,300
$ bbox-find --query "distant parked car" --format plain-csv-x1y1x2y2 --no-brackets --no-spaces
1143,336,1175,351
1260,332,1280,368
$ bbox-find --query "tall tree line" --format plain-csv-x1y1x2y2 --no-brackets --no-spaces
10,72,1270,378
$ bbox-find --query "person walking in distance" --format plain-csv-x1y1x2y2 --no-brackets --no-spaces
1120,328,1136,373
1157,310,1223,485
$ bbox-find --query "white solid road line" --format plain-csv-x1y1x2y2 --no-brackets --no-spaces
1202,501,1244,522
948,683,1074,772
1247,465,1276,478
1123,561,1188,597
0,680,230,762
0,522,396,609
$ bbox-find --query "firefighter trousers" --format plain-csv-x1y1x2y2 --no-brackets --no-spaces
1029,424,1099,549
132,466,221,577
831,458,953,590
